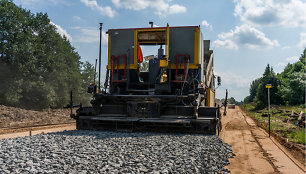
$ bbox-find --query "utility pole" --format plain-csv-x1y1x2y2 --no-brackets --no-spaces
93,59,97,85
266,84,272,137
98,23,103,91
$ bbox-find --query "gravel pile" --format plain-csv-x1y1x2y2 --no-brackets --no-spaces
0,131,234,173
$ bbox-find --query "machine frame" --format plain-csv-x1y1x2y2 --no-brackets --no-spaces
72,24,221,134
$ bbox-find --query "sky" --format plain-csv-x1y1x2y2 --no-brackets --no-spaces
13,0,306,101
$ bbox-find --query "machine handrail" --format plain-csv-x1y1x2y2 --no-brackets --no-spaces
111,54,127,82
173,54,190,83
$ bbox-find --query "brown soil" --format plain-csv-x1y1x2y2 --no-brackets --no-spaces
0,123,75,135
220,107,305,174
0,123,76,140
240,106,306,171
0,105,75,128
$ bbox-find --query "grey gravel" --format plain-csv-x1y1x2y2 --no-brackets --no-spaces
0,130,234,173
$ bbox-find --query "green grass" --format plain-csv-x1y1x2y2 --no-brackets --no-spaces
291,128,306,144
242,104,305,144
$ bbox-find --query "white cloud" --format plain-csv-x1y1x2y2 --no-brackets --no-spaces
201,20,213,30
16,0,39,4
274,55,299,73
234,0,306,28
213,39,238,50
80,0,116,18
286,56,299,63
215,71,252,88
281,46,291,50
298,32,306,49
273,62,287,73
72,27,108,45
213,25,279,49
215,71,256,101
111,0,186,16
50,22,72,41
111,0,148,10
168,4,186,14
16,0,68,6
73,16,82,21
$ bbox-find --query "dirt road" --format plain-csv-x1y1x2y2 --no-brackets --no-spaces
220,107,305,174
0,123,76,140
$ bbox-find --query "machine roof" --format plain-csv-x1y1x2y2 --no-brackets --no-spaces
107,25,200,32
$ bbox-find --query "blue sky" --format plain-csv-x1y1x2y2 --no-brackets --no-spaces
14,0,306,101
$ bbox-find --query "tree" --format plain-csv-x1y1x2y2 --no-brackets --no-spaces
245,49,305,107
228,97,236,104
243,96,252,103
0,0,94,110
278,49,306,105
249,78,261,102
79,61,96,106
255,64,282,109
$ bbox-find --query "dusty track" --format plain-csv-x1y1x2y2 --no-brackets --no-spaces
0,123,76,140
220,107,305,174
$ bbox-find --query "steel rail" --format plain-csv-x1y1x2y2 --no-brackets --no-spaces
0,122,76,130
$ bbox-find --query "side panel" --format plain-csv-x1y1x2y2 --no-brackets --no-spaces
194,27,200,65
108,29,135,69
169,27,194,63
200,32,204,82
169,27,199,69
207,88,215,107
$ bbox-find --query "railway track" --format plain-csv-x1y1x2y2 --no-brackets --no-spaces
0,122,75,130
0,122,76,137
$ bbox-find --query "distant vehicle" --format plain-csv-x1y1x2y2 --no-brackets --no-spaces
228,104,235,109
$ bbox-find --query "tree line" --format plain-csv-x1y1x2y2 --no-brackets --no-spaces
244,49,306,109
0,0,95,110
216,97,243,106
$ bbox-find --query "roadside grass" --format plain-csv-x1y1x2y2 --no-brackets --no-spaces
242,104,305,144
291,129,306,144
